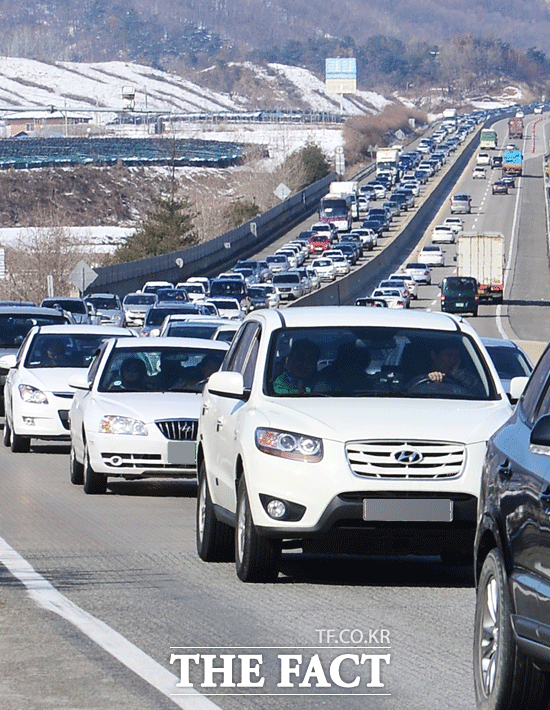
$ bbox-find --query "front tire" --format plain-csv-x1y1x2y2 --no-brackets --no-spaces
473,548,547,709
3,419,11,447
196,461,234,562
70,443,84,485
10,428,30,453
235,477,281,583
82,442,107,494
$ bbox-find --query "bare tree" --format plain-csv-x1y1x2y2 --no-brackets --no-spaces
0,226,98,304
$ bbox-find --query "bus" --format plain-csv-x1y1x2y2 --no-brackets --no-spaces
480,129,498,149
318,195,352,232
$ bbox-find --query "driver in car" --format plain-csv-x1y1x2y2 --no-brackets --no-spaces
426,344,481,394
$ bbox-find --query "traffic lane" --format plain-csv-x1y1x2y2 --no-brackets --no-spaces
0,437,478,710
505,152,550,343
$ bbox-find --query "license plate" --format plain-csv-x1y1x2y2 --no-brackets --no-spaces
455,302,464,307
363,498,453,522
167,441,196,465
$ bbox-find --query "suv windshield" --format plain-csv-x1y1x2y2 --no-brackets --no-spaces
266,327,496,399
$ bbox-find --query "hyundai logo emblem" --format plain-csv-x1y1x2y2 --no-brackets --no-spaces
392,449,423,465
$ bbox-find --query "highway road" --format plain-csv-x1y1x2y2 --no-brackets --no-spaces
1,112,550,710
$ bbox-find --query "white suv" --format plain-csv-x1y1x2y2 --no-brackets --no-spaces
196,307,513,582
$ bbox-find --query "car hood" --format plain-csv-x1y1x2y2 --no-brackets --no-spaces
21,367,85,393
256,396,512,444
91,391,202,421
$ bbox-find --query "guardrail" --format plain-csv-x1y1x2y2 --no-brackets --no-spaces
88,171,338,297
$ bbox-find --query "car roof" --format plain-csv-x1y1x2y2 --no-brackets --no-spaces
246,306,468,332
0,305,69,316
29,324,134,335
481,337,524,351
109,337,229,351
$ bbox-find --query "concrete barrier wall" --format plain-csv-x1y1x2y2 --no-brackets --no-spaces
292,126,482,307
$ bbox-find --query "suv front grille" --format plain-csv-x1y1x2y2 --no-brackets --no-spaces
155,419,198,441
346,440,465,479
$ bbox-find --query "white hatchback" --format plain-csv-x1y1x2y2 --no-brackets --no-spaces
196,308,514,581
2,325,134,452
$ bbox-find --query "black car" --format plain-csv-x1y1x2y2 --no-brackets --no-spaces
439,276,479,316
473,345,550,709
361,218,385,236
491,155,503,168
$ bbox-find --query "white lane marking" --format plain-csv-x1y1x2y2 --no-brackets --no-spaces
0,536,222,710
496,134,526,340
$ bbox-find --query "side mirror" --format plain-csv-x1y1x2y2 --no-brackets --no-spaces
69,374,91,390
509,376,529,403
206,371,248,400
0,354,17,370
530,414,550,453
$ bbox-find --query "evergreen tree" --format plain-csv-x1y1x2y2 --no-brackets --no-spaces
111,182,199,264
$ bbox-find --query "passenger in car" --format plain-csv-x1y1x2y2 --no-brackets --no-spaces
320,341,375,394
177,352,225,390
272,339,321,394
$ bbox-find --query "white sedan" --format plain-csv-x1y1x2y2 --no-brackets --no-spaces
418,245,445,266
370,288,407,308
68,337,229,493
311,258,337,281
388,272,419,299
431,225,455,244
443,217,464,235
2,325,134,453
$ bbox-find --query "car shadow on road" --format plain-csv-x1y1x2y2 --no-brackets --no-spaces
29,443,71,455
278,552,474,588
503,298,550,307
105,479,198,497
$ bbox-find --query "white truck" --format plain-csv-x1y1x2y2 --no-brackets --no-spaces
456,232,505,302
442,108,457,129
375,147,401,182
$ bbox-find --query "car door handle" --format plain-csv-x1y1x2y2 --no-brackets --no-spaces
216,417,224,432
497,461,513,479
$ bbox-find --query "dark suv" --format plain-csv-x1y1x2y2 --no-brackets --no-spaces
473,344,550,709
439,276,479,316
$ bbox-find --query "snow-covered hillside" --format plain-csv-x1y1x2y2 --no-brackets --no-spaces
0,57,390,118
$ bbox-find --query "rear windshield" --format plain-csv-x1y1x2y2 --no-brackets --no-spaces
145,306,200,326
42,299,87,314
210,281,246,297
273,274,300,284
123,294,156,306
0,313,66,347
443,278,477,294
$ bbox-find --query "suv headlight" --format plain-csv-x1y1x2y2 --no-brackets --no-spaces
18,384,48,404
255,428,323,462
100,416,148,436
